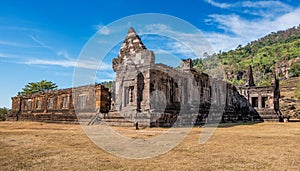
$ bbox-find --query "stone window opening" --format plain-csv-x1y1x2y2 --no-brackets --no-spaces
78,94,88,109
22,100,27,110
62,96,68,109
124,87,129,107
27,99,32,110
47,98,54,109
261,97,268,108
36,99,42,110
137,72,144,110
150,83,155,92
251,97,258,108
23,99,32,110
129,86,134,103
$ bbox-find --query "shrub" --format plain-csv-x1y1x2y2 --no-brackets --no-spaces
295,82,300,100
290,62,300,77
0,108,9,121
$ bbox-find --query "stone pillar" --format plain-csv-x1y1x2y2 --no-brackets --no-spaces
258,94,262,109
68,94,72,109
43,95,47,113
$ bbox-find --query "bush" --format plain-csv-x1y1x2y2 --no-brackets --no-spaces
295,82,300,100
0,107,9,121
290,62,300,77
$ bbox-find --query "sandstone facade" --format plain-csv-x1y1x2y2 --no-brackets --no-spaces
111,28,281,127
8,84,109,123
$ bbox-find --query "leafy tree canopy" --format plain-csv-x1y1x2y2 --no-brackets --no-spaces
18,80,58,95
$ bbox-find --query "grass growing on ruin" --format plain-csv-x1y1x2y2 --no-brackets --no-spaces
1,121,300,170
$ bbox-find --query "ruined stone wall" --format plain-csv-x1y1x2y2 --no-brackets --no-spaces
111,27,271,127
237,86,275,109
236,85,280,121
8,84,109,123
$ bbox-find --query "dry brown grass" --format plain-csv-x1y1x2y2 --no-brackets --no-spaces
1,121,300,170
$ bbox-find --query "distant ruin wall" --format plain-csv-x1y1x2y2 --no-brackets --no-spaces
8,84,109,123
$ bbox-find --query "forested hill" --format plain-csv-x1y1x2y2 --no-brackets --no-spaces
193,24,300,86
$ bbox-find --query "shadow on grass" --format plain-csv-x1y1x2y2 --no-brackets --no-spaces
213,121,264,128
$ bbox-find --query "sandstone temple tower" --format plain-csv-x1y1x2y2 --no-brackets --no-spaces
112,27,154,117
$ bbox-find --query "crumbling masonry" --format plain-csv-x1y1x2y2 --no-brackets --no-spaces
8,27,281,126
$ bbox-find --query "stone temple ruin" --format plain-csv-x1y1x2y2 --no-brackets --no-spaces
9,84,110,123
8,27,282,126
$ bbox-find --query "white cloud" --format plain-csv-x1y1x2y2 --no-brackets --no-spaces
204,6,300,52
0,40,28,47
205,0,293,17
23,58,111,70
203,32,245,52
1,41,112,70
144,24,171,32
0,53,21,58
57,50,72,60
29,35,52,49
240,1,291,9
140,6,300,55
205,0,231,8
24,59,77,67
96,71,116,83
143,24,215,58
96,25,111,35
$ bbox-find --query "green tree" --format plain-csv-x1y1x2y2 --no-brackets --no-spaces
18,80,58,95
0,107,9,121
100,81,115,90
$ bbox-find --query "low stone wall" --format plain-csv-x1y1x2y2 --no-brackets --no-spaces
7,112,79,124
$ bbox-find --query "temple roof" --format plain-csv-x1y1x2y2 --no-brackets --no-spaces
118,27,147,59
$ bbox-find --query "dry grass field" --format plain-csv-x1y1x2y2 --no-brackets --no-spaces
1,121,300,171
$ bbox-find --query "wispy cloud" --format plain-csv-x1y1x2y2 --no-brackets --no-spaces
0,40,29,47
0,53,32,58
204,7,300,51
23,58,111,70
24,59,77,67
57,50,73,60
205,0,293,17
143,24,215,58
29,35,52,49
95,24,111,35
96,71,116,83
0,26,40,32
202,0,300,52
144,24,171,32
205,0,231,8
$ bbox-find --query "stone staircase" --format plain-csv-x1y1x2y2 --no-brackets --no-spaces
98,111,151,127
256,109,280,122
101,111,134,127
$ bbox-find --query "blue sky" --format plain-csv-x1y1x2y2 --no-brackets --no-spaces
1,0,300,108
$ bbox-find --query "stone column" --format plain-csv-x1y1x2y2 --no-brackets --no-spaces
258,94,262,109
68,94,72,109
